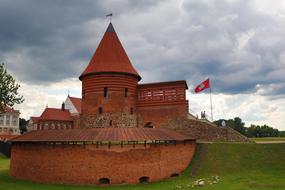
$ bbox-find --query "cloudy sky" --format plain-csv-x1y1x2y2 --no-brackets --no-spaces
1,0,285,130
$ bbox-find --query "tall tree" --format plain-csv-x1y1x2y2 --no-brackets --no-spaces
215,117,281,137
214,117,246,135
19,118,28,134
0,63,24,113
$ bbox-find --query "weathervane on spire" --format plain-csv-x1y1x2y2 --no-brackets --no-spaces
106,13,113,22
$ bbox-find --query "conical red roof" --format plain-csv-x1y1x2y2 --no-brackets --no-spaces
79,23,141,81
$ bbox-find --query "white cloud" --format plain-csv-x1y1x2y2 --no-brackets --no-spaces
14,79,81,119
187,91,285,130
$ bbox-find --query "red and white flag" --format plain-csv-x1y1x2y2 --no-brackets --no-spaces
194,78,210,93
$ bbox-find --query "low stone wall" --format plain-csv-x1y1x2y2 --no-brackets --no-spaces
163,118,250,142
10,141,196,185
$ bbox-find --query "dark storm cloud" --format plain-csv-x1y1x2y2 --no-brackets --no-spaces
0,0,103,82
1,0,285,98
122,0,285,97
0,0,157,83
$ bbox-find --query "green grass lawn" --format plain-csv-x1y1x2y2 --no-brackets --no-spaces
251,137,285,142
1,143,285,190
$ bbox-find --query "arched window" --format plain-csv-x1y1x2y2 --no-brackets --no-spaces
109,120,112,126
139,176,149,183
99,178,110,185
125,88,128,97
130,107,134,115
99,107,103,114
144,122,154,128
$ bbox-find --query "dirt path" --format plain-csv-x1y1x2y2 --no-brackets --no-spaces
255,141,285,144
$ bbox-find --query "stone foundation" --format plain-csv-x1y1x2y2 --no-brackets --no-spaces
81,113,137,128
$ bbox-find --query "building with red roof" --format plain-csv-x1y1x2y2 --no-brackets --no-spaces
79,23,141,81
79,22,188,128
28,96,81,131
10,22,196,186
36,107,73,130
30,22,188,130
65,95,81,115
0,105,20,141
27,117,40,132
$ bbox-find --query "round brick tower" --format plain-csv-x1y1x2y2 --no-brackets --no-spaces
79,23,141,128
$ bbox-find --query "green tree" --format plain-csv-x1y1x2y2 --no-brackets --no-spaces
215,117,281,137
214,117,246,135
19,118,28,134
0,63,24,112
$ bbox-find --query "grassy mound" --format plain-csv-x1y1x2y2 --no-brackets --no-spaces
0,143,284,190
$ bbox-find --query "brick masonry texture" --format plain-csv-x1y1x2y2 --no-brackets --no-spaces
79,73,189,128
137,104,187,128
163,117,250,142
10,141,196,185
81,113,137,128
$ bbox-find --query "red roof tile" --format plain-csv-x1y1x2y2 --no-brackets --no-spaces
68,96,82,114
10,128,194,142
0,134,20,141
39,108,72,122
79,23,141,81
1,104,20,113
30,116,40,123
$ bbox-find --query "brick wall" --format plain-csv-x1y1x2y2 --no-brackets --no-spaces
37,120,73,130
137,81,188,128
10,141,196,185
137,104,187,128
81,74,138,128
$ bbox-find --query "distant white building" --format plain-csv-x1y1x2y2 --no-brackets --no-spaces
64,95,81,115
27,117,39,132
0,105,20,140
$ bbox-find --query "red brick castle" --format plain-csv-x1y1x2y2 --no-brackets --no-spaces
31,22,189,130
10,22,195,185
80,22,188,128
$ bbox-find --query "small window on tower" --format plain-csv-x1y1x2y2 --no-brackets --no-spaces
125,88,128,97
99,107,103,114
130,107,134,115
104,87,108,98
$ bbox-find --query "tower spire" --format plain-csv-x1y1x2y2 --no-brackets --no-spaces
79,22,141,81
106,13,113,23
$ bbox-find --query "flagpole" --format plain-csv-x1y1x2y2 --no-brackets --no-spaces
209,84,213,122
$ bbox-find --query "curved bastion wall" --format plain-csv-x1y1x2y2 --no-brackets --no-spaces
10,141,196,185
